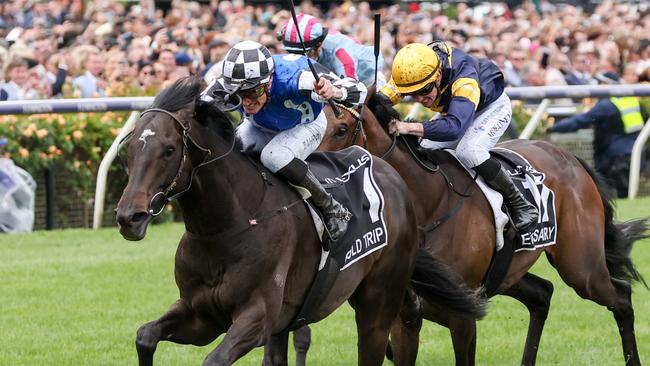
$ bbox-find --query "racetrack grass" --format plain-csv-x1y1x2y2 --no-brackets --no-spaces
1,198,649,365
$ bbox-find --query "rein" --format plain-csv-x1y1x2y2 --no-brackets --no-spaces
362,113,479,231
140,107,236,216
138,107,305,240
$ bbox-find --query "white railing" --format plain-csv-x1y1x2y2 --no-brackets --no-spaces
2,84,650,229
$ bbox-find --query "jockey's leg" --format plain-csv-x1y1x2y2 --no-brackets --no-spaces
457,92,538,232
261,111,351,242
474,157,538,231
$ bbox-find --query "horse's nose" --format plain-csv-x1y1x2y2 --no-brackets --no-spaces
116,209,149,229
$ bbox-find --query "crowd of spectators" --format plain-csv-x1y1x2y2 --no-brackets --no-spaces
0,0,650,101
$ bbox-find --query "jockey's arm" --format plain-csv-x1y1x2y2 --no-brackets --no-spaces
297,62,367,107
421,78,479,141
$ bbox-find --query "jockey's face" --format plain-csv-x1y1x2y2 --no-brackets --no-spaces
413,88,437,107
241,79,272,115
306,46,321,60
412,74,442,108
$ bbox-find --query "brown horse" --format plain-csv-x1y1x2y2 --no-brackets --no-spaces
318,93,649,366
115,77,485,365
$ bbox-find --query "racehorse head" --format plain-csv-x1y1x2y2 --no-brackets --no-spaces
116,76,236,240
320,103,366,151
320,91,401,156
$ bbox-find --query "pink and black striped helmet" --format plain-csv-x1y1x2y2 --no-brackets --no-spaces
280,13,328,52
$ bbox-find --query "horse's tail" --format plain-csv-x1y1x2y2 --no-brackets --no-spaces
410,248,487,319
575,156,648,287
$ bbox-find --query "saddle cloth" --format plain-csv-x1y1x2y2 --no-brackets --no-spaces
447,147,558,252
304,146,389,270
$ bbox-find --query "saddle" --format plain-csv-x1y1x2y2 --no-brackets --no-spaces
400,136,557,296
284,146,391,331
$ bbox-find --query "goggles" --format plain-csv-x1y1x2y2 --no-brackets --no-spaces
237,83,268,99
404,82,436,97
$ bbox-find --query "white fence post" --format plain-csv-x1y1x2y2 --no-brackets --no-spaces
92,111,139,229
628,117,650,199
519,98,550,140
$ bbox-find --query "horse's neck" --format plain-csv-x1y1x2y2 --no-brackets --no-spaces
364,118,449,219
178,152,266,236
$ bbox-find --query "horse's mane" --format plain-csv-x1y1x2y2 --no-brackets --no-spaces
367,91,401,127
152,76,206,112
152,76,237,137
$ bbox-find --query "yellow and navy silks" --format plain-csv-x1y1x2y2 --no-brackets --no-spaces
381,44,505,142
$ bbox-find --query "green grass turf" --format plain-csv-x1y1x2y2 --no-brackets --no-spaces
1,197,649,365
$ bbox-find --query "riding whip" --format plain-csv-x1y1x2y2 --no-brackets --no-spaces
373,13,381,88
283,0,342,118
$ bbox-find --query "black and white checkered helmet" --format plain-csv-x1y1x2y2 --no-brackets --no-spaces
221,41,274,92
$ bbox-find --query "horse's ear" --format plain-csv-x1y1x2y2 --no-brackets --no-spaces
195,99,237,137
365,85,376,104
367,90,400,126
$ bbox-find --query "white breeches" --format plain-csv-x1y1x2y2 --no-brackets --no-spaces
235,110,328,173
419,92,512,168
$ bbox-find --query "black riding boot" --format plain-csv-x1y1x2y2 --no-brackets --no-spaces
474,157,539,232
278,159,351,242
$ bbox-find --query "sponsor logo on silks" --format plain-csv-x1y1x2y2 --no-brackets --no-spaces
324,154,371,184
139,129,156,150
344,227,386,262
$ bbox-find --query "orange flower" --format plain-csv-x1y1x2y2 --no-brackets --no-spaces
72,130,83,140
22,123,37,137
36,129,49,138
48,145,57,153
18,148,29,158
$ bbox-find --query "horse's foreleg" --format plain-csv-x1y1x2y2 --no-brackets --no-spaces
610,278,640,366
262,331,289,366
502,273,554,366
203,302,270,366
293,326,311,366
136,299,218,366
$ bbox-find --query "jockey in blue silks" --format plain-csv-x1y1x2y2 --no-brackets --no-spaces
201,40,367,241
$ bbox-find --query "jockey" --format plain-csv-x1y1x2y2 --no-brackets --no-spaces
201,40,367,242
280,13,384,88
379,42,538,231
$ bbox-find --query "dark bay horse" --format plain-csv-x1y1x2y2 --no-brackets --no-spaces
318,93,649,366
115,77,485,365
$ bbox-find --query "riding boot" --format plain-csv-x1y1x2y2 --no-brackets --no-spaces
474,157,539,232
278,159,351,242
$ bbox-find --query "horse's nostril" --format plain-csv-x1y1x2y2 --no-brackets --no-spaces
132,212,149,224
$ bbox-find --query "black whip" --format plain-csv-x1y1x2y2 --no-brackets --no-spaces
373,13,380,88
284,0,342,118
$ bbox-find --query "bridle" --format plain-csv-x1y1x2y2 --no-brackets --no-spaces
139,107,236,216
334,103,368,150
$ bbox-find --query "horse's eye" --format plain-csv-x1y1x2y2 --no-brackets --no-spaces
334,126,348,138
164,146,176,157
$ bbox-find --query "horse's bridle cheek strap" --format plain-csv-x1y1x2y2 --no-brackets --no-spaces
139,107,235,216
139,108,192,216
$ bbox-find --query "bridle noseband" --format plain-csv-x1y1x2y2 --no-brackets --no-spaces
139,107,236,216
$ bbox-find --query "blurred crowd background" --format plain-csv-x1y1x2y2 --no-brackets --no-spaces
0,0,650,100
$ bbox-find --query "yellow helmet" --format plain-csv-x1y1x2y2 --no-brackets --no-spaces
391,43,441,94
